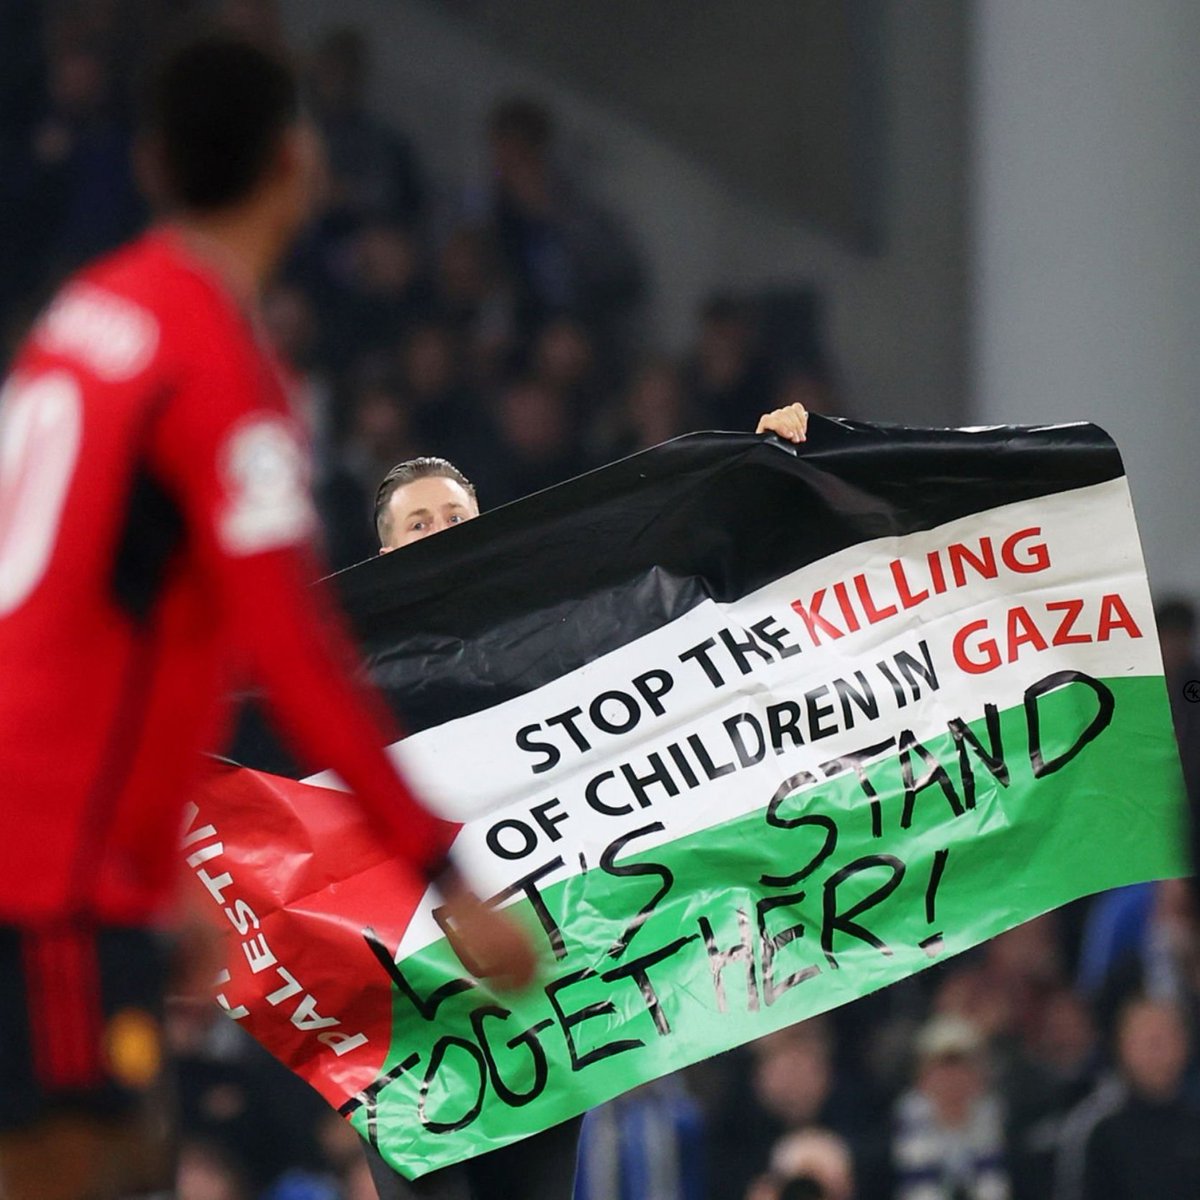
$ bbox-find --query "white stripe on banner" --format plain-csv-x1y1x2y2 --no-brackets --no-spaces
307,477,1159,959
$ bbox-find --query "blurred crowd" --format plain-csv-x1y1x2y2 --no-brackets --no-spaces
0,0,835,571
3,4,1200,1200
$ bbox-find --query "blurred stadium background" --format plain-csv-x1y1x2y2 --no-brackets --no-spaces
1,2,1198,1198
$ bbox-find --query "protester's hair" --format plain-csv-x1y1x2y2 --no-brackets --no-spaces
143,35,299,211
374,457,478,543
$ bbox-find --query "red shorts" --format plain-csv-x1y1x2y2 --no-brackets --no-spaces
0,924,169,1131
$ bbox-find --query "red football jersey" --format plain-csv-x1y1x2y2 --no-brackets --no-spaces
0,230,454,926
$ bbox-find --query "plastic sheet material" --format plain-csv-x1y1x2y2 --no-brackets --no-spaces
184,420,1185,1179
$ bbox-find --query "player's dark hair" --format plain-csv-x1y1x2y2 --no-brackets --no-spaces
374,457,478,543
144,35,299,212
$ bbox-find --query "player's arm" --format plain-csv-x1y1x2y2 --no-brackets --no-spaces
756,401,808,442
153,336,535,988
208,540,536,990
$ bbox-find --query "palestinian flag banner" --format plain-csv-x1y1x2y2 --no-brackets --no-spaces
184,420,1187,1180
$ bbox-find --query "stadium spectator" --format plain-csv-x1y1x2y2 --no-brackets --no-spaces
1076,878,1199,1040
754,1127,857,1200
464,96,644,353
769,368,837,423
167,997,327,1194
1006,988,1102,1200
342,368,417,487
574,1078,705,1200
315,365,417,567
1073,997,1200,1200
533,315,602,416
262,280,336,470
433,226,516,385
323,218,433,368
176,1139,252,1200
1155,598,1200,882
398,320,491,468
217,0,286,47
590,359,689,461
1,33,142,309
704,1019,860,1200
488,375,585,505
685,295,776,433
887,1015,1011,1200
308,25,426,233
261,1108,377,1200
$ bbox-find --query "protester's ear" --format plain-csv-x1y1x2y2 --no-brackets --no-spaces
379,546,393,555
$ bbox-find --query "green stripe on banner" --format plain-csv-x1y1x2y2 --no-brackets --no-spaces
357,673,1186,1177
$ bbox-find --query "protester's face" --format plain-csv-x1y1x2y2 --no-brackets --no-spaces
381,476,479,551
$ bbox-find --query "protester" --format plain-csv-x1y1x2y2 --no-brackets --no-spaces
364,401,808,1200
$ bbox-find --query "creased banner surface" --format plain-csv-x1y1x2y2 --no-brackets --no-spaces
185,422,1187,1179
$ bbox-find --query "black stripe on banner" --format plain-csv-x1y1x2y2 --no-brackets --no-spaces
228,419,1122,774
319,420,1122,741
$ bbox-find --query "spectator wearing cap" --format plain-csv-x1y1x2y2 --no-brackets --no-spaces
889,1015,1010,1200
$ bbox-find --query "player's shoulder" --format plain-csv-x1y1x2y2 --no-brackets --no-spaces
22,236,165,385
23,233,222,383
32,231,254,387
86,230,236,331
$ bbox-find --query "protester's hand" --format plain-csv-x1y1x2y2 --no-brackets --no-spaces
756,401,808,443
437,871,539,991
